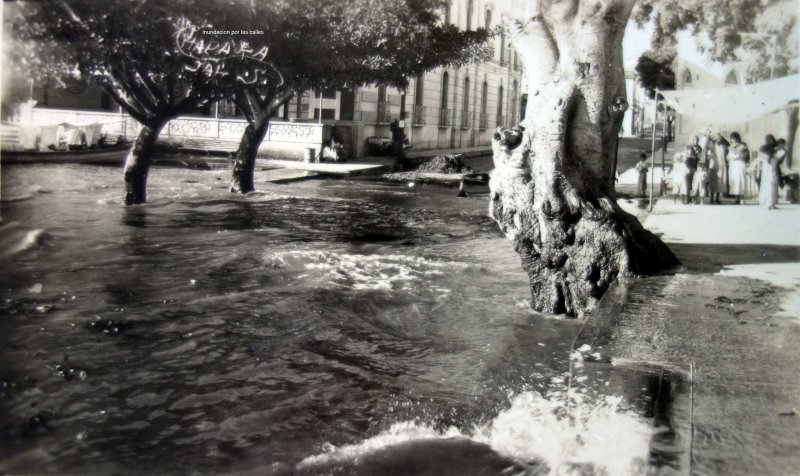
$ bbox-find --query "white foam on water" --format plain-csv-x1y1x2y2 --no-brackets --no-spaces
717,262,800,323
475,391,651,475
514,298,568,319
0,225,45,260
299,390,652,475
263,250,474,292
298,421,465,469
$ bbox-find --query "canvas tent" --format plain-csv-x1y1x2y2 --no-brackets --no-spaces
659,74,799,125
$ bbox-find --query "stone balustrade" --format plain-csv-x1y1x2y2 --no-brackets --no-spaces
28,108,329,159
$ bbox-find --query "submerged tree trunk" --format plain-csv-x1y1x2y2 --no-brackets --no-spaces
123,121,164,205
230,111,271,194
491,0,678,318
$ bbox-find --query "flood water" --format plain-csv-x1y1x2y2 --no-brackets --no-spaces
1,162,655,475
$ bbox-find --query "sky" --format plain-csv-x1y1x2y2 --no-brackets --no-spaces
622,21,724,77
622,22,653,70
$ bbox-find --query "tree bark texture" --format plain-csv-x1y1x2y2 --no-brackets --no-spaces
491,0,678,318
123,122,163,205
230,112,272,194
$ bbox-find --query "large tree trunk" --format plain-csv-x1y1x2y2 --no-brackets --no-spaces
230,111,271,194
490,0,678,318
123,121,164,205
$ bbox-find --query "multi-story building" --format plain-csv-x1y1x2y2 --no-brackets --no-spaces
22,0,525,159
219,0,526,156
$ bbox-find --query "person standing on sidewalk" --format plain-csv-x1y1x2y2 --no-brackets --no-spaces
684,139,701,204
706,148,721,204
635,152,649,197
390,119,408,170
714,132,730,196
758,145,780,209
728,132,750,204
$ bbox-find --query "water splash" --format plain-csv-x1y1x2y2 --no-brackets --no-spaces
299,389,652,475
0,222,45,260
264,250,476,292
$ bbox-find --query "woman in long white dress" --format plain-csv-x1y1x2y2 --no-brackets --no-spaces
758,145,779,209
727,132,749,204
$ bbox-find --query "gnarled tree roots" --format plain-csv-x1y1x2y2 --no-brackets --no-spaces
489,126,678,318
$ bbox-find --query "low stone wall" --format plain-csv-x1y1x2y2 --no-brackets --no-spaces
257,121,326,160
28,108,328,159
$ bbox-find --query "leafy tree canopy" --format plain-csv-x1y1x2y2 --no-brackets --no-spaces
10,0,244,126
635,47,676,99
634,0,797,81
10,0,491,121
185,0,491,93
742,0,798,81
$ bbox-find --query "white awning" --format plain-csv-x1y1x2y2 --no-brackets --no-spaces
659,74,800,125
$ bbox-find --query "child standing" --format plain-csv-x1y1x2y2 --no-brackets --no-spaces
635,152,649,197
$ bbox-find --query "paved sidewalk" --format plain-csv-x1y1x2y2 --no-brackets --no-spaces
574,201,800,475
256,146,493,181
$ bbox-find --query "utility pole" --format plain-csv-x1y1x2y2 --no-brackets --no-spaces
649,91,658,211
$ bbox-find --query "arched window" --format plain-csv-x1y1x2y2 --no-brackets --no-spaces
511,80,518,124
463,77,470,113
377,85,388,123
496,85,504,126
481,81,488,115
480,81,489,129
415,74,425,106
440,72,449,111
682,69,692,85
444,1,451,24
725,71,738,85
485,8,492,30
467,0,474,30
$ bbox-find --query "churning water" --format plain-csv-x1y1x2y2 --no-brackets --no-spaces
1,163,654,475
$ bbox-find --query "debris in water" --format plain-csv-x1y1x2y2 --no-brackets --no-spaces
53,364,88,381
778,409,797,417
28,283,43,294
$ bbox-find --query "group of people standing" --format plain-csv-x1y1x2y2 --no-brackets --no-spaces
670,129,788,208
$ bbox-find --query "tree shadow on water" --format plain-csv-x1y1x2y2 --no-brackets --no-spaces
122,206,149,228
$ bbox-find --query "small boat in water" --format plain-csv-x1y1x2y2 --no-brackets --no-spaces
1,144,132,166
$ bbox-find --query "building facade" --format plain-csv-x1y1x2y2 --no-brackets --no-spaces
673,57,746,145
24,0,525,159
